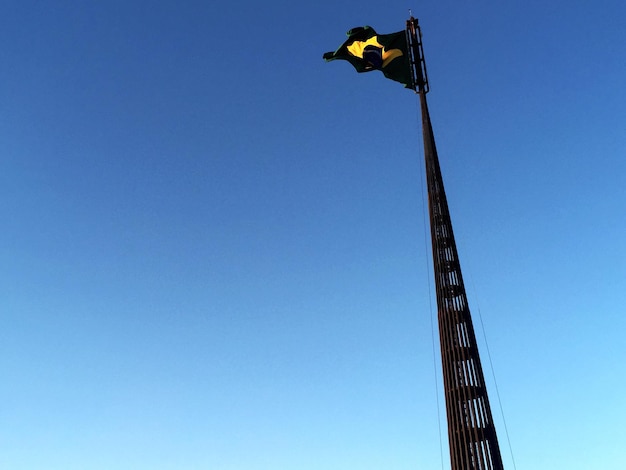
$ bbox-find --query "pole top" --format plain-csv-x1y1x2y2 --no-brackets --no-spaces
406,16,429,93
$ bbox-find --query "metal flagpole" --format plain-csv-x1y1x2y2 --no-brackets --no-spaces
406,16,505,470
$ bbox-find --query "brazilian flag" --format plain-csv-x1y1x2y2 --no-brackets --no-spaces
323,26,414,89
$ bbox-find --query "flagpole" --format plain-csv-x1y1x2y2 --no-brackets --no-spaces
407,16,506,470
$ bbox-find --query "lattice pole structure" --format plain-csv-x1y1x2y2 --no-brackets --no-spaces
407,17,505,470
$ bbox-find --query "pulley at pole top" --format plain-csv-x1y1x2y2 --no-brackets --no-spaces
406,16,430,93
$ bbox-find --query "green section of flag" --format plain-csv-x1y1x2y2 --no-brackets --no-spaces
323,26,414,89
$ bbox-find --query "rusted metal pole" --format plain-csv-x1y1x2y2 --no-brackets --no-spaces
407,16,505,470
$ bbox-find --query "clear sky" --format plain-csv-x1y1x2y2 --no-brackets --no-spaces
2,1,625,469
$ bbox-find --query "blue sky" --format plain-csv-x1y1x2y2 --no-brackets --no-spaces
2,1,625,469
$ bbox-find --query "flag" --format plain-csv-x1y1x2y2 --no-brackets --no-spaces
323,26,414,89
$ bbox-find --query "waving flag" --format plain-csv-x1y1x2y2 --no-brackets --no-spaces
323,26,413,89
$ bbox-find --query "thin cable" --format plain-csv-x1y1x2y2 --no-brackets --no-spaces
467,272,518,470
